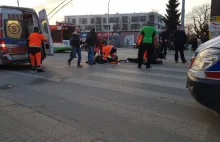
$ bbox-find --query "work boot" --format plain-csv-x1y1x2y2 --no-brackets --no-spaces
77,65,83,68
146,65,152,69
37,66,44,72
68,60,71,66
31,66,36,70
182,60,187,64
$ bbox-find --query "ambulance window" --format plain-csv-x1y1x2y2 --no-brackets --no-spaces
51,30,62,42
5,20,25,39
42,20,49,36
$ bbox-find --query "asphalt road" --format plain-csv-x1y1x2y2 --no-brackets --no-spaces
1,49,220,142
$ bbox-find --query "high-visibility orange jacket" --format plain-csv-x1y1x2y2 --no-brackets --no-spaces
137,34,143,46
28,32,47,47
143,50,147,60
102,45,115,60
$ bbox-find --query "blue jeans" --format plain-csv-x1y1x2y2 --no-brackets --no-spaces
69,47,81,65
88,46,94,64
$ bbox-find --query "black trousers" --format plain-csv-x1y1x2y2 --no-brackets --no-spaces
138,43,154,67
174,44,186,61
161,42,167,58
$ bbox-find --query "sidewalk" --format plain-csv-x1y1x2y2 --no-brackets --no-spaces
0,97,100,142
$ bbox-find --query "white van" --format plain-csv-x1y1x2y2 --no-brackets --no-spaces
0,6,53,65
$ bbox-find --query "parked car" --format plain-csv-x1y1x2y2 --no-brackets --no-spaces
186,36,220,112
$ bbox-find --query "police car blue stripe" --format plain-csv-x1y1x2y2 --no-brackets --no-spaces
206,60,220,71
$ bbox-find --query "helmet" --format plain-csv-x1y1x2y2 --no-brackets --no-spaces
110,47,117,53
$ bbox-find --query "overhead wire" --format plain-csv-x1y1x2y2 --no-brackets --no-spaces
47,0,67,16
48,0,73,20
31,0,63,8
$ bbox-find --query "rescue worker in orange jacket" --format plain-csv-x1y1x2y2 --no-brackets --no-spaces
102,45,117,63
28,27,47,72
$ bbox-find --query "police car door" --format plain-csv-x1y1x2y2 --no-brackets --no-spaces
38,9,54,55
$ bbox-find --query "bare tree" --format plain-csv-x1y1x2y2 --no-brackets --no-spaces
186,3,211,36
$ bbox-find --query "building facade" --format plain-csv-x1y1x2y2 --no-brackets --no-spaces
210,0,220,39
64,12,165,33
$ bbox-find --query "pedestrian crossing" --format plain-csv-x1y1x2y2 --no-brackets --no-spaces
5,62,214,142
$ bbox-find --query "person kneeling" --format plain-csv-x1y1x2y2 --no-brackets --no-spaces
95,45,118,64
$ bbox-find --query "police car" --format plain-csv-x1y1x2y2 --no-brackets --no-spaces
187,36,220,112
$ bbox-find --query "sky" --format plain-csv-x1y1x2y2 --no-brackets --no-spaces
1,0,211,24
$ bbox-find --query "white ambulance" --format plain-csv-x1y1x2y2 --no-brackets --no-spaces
0,6,53,65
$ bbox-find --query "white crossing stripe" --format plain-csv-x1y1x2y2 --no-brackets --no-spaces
6,71,204,110
106,68,186,80
117,64,188,73
29,86,210,141
89,72,186,89
64,77,208,110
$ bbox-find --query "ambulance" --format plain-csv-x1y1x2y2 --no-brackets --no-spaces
0,6,53,65
187,36,220,112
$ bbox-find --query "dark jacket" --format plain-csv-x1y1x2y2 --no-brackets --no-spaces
86,31,98,46
159,31,170,43
70,32,82,47
173,30,187,45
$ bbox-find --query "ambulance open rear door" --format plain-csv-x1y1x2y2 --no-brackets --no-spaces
38,9,54,56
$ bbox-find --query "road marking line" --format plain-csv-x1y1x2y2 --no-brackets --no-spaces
88,72,186,89
5,71,207,110
29,86,210,141
106,68,186,80
63,77,209,110
117,64,188,73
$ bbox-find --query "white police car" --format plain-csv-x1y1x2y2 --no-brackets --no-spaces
187,36,220,112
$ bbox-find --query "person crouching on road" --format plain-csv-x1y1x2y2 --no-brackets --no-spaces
28,27,47,72
68,27,83,68
101,45,117,63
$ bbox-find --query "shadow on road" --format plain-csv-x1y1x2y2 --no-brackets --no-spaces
0,64,31,71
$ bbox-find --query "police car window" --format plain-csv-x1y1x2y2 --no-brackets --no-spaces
5,20,25,39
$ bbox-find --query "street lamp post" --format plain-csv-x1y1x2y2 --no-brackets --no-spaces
107,0,110,45
17,0,19,7
181,0,185,30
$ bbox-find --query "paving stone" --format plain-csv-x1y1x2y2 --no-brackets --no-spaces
20,112,59,131
42,123,76,140
0,97,14,108
2,131,15,138
11,138,23,142
1,137,18,142
58,131,102,142
23,135,42,142
0,134,6,141
1,105,34,119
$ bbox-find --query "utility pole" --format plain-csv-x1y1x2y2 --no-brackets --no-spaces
17,0,19,7
107,0,110,45
181,0,185,30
